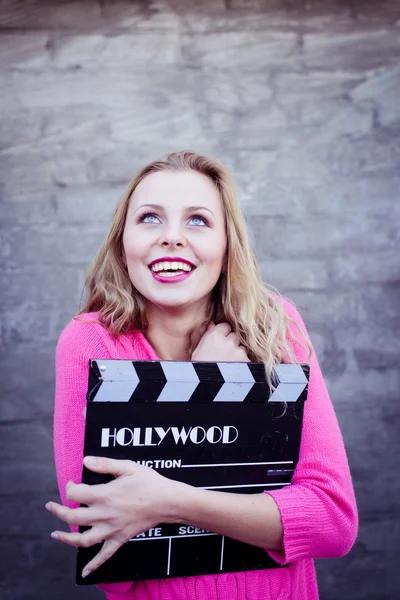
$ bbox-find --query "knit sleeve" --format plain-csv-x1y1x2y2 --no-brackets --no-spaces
53,317,133,596
264,298,358,564
54,317,106,511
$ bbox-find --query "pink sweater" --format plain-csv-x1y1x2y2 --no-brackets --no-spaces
53,299,358,600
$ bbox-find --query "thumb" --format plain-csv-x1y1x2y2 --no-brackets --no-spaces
83,456,133,477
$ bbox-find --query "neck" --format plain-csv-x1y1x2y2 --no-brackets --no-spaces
144,301,210,361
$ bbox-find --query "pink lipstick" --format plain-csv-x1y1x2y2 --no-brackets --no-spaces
148,256,196,284
150,270,193,284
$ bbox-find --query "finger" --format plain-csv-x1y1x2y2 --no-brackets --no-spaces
239,349,251,362
227,332,240,346
214,322,232,336
45,502,93,527
82,538,122,578
65,481,98,505
50,527,101,548
83,456,134,478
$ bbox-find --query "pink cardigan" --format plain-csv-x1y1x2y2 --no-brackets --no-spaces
53,299,358,600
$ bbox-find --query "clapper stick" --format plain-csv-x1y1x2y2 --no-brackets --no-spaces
77,360,309,585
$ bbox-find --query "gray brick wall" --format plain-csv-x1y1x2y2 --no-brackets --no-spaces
1,1,399,598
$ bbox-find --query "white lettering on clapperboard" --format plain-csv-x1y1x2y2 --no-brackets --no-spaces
101,426,239,448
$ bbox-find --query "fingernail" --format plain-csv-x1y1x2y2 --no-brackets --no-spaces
85,456,96,467
82,569,91,579
45,502,51,510
51,531,59,540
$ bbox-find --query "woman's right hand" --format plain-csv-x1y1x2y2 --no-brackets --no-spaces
191,322,250,362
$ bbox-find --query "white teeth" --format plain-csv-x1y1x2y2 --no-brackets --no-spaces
150,260,193,272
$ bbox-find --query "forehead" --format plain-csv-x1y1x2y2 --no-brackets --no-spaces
130,170,222,212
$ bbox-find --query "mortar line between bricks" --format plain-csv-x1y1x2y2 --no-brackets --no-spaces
0,418,53,426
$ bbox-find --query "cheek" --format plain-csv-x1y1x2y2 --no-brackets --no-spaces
123,233,145,262
208,239,227,267
201,248,226,277
198,231,226,262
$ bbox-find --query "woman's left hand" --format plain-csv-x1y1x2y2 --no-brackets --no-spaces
45,456,185,578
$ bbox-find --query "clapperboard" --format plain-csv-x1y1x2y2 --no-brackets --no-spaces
76,359,309,585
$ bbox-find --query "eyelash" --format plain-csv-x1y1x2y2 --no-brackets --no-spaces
138,212,209,227
137,212,157,224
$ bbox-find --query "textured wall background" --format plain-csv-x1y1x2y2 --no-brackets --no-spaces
0,1,399,599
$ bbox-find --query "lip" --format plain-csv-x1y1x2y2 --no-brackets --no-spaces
150,270,194,284
148,256,196,285
148,256,196,268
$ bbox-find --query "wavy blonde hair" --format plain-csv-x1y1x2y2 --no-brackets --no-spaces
80,151,310,385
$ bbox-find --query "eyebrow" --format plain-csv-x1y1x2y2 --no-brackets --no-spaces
133,203,215,217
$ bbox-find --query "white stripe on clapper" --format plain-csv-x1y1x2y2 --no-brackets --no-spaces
167,537,172,576
94,361,139,402
97,360,139,381
158,361,199,402
213,363,255,402
269,364,307,403
220,536,225,570
128,533,218,542
182,461,293,468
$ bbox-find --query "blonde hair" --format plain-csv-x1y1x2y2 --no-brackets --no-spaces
80,151,310,385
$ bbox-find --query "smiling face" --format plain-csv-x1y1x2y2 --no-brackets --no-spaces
122,170,227,314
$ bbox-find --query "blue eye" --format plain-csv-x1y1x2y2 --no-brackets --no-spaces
140,213,159,224
190,215,207,226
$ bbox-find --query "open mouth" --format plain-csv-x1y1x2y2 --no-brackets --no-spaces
149,260,195,278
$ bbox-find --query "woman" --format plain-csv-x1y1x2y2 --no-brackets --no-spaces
47,151,358,600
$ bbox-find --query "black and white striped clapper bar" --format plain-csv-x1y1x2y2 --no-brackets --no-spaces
77,360,309,586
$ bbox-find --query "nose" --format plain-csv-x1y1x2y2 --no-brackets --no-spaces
160,237,186,248
158,227,187,248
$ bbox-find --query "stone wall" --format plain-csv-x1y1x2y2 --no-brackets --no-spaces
0,1,399,598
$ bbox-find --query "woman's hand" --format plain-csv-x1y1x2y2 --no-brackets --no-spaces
45,456,185,578
192,322,250,362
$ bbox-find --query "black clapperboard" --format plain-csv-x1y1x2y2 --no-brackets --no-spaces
76,360,309,585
